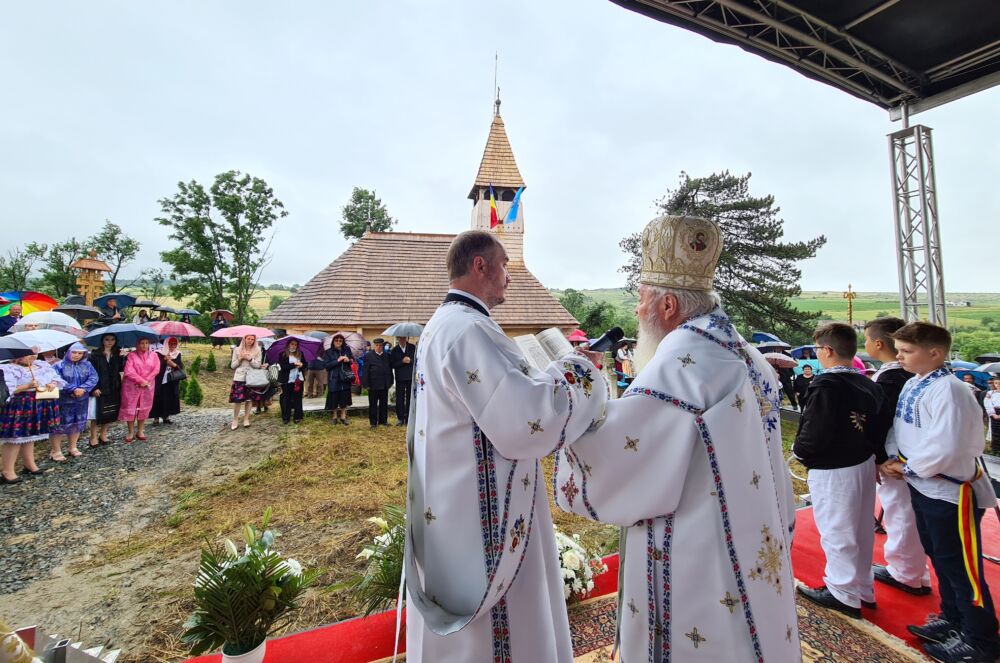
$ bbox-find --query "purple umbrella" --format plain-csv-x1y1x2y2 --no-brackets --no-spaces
265,334,323,363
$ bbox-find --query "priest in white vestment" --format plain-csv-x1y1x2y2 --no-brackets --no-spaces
402,231,609,662
555,215,800,662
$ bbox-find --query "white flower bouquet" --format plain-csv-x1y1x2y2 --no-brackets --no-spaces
554,529,609,603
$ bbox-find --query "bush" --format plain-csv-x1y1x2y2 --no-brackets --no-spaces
205,352,217,372
185,376,204,406
190,355,203,375
178,379,188,401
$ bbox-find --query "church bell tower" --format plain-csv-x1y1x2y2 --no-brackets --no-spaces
469,95,526,264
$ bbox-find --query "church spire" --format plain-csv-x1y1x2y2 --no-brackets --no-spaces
468,108,525,201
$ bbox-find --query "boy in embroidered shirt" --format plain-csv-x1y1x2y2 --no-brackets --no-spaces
882,322,999,662
794,322,884,619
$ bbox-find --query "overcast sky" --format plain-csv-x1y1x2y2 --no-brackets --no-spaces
2,1,997,294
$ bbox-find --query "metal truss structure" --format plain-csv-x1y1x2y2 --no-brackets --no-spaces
888,124,946,325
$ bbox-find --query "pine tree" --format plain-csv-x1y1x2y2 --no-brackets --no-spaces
178,378,188,401
190,355,203,375
184,376,204,406
619,171,826,342
205,352,217,372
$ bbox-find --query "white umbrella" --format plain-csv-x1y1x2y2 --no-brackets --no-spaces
11,311,83,333
7,329,81,353
977,362,1000,374
762,352,798,368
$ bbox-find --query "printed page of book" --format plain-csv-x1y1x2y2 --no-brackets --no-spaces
535,328,574,362
514,334,551,372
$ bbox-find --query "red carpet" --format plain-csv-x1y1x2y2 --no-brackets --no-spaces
185,556,619,663
791,505,1000,651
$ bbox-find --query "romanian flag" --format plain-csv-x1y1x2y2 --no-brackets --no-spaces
505,186,523,224
489,185,500,229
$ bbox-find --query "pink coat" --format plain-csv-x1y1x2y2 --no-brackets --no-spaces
119,350,161,421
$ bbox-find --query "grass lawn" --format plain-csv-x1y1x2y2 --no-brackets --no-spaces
120,288,293,317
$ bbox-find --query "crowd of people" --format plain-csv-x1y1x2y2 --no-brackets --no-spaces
0,328,185,484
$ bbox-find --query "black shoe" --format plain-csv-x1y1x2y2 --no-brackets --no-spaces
862,600,877,610
796,585,861,619
370,425,377,431
20,468,44,477
873,564,931,596
923,633,997,662
282,420,290,425
396,420,406,426
909,615,960,645
341,419,349,426
1,475,23,485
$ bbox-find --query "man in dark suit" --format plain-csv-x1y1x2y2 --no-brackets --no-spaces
361,338,393,430
0,302,22,336
390,336,415,426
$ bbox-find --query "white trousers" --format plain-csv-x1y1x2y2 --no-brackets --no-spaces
876,476,931,587
809,457,876,608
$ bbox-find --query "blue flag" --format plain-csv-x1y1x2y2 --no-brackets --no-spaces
504,186,523,224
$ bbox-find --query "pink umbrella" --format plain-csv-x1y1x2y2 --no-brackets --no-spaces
763,352,797,368
566,329,589,343
148,321,205,338
852,355,867,371
210,324,275,339
323,331,369,359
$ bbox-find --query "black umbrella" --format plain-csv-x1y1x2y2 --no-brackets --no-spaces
0,336,33,361
154,305,178,314
53,304,103,322
975,353,1000,364
133,299,159,308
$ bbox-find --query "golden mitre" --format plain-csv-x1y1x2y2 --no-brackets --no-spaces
639,214,722,291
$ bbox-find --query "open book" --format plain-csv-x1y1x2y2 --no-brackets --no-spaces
514,328,575,372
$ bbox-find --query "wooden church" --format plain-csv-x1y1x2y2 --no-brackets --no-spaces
262,100,578,339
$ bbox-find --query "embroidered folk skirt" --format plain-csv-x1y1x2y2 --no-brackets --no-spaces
55,397,90,434
0,393,61,444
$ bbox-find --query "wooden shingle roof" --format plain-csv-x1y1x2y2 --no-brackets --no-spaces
468,113,525,200
262,232,576,330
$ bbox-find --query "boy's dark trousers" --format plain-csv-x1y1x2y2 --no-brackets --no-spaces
368,389,388,426
909,485,1000,655
280,384,304,422
395,381,411,423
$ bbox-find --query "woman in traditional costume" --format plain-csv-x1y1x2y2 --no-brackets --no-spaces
88,333,122,446
150,336,183,424
118,337,160,443
1,350,65,484
229,334,262,430
50,342,98,461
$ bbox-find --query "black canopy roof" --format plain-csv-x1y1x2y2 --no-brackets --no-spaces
611,0,1000,116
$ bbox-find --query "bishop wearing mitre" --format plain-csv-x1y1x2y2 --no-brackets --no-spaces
555,215,801,662
402,230,609,662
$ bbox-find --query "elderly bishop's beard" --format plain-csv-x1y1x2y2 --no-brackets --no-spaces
634,316,668,373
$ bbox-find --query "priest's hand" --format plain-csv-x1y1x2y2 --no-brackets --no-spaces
574,348,604,368
879,460,905,480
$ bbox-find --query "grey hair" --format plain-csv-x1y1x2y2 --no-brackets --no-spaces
644,285,721,321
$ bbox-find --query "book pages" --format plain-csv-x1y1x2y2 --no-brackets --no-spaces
536,328,574,361
514,335,552,372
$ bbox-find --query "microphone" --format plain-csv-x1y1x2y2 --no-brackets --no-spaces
587,326,624,353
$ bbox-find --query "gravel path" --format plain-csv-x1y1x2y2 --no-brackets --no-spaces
0,409,232,595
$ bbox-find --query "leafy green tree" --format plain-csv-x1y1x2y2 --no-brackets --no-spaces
86,220,141,291
0,243,47,292
157,171,288,324
340,187,396,241
129,268,168,302
953,330,1000,362
37,238,86,298
269,295,286,311
619,171,827,339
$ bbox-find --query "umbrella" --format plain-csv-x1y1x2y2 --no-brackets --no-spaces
153,305,178,314
566,329,589,343
323,331,369,359
61,294,85,305
83,323,159,348
976,362,1000,374
852,355,866,371
54,304,103,322
133,299,159,308
176,308,201,317
210,324,275,339
148,321,205,338
790,345,817,359
0,336,33,361
947,360,979,370
304,330,328,340
209,309,234,322
7,329,80,352
762,352,797,368
756,341,791,352
975,353,1000,364
382,322,424,338
752,331,785,344
93,292,137,310
265,334,324,363
12,311,84,334
956,370,993,389
0,290,58,315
